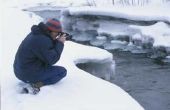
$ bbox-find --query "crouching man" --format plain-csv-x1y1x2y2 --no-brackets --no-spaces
13,18,67,94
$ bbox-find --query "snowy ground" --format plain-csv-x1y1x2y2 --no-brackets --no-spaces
2,0,170,110
1,4,144,110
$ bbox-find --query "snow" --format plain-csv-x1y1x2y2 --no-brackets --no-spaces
130,22,170,47
132,33,142,40
1,4,144,110
2,0,88,9
90,36,107,47
62,41,113,64
68,6,170,23
0,5,2,77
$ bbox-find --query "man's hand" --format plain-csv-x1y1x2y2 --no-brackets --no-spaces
57,34,67,43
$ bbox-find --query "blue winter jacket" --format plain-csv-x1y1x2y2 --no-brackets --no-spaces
13,23,64,82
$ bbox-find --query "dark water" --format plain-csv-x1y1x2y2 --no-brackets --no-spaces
30,9,170,110
110,51,170,110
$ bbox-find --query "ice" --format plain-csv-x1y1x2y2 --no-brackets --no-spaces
90,35,107,46
77,60,115,81
61,6,170,59
97,20,134,37
131,33,154,49
104,40,128,50
132,33,142,40
72,30,97,41
167,56,170,58
163,56,170,64
130,22,170,47
72,18,98,31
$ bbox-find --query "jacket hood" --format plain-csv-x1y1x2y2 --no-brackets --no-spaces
31,22,50,35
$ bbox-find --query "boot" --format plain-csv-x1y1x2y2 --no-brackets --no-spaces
21,82,43,95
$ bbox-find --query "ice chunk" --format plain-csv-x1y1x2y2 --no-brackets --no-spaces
104,40,128,50
72,18,99,31
90,36,107,46
72,30,97,41
77,60,115,81
130,22,170,47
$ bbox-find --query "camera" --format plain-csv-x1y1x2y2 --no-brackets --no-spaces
57,32,72,41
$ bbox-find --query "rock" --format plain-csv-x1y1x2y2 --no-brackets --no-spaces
99,32,113,38
85,30,98,36
162,56,170,64
115,35,130,42
131,33,154,50
150,46,168,59
150,46,169,65
132,33,142,46
142,42,153,49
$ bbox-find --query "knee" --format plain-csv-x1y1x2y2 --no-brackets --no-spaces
52,66,67,76
61,67,67,78
49,68,67,84
55,66,67,78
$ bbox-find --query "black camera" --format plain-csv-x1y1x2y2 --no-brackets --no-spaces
57,32,72,41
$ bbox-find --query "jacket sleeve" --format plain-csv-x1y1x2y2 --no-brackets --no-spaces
33,37,64,65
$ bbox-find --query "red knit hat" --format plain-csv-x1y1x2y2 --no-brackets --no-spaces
45,18,62,32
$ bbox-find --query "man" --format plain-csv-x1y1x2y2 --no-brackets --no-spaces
13,18,67,94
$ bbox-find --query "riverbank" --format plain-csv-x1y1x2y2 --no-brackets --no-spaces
78,50,170,110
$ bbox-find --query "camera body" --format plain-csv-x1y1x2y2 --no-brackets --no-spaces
64,33,73,41
57,32,72,41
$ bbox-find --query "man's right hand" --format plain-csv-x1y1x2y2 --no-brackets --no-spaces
57,34,67,43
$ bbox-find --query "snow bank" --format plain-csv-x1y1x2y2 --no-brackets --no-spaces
62,6,170,50
0,5,2,76
130,22,170,47
2,0,87,10
67,6,170,23
1,6,144,110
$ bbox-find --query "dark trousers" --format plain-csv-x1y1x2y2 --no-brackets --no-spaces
20,66,67,85
40,66,67,85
